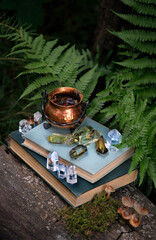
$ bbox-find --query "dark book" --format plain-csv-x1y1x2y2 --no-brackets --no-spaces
22,117,134,183
8,130,138,208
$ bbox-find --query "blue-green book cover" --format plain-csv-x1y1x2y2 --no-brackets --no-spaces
9,130,138,207
22,117,134,183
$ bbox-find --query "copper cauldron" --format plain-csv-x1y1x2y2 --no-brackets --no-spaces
42,87,89,128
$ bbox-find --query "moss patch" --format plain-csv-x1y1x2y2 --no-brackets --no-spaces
58,191,120,238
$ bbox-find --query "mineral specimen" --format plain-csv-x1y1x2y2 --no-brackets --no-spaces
47,133,75,145
69,145,87,159
96,135,108,154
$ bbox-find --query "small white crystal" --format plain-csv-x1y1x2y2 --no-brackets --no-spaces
57,164,66,179
66,165,77,184
34,111,42,126
46,151,59,172
19,119,32,138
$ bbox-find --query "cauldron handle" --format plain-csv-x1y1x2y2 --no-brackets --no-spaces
41,90,89,127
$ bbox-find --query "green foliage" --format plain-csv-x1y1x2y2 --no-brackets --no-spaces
0,19,103,108
59,191,119,238
89,0,156,188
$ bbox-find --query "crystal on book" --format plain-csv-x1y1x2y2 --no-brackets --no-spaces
96,135,108,154
34,111,42,126
46,151,59,172
107,129,122,146
57,164,66,179
66,165,77,184
72,126,94,139
69,145,87,159
47,133,75,145
79,129,101,146
19,119,32,138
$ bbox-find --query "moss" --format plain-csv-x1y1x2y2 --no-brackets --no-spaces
58,191,120,238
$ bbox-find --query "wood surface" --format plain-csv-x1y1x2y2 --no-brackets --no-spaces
0,145,156,240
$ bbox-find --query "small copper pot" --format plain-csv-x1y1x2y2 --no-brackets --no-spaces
42,87,89,128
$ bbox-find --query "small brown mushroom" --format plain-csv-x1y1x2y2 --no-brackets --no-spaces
105,185,115,199
121,209,133,220
129,213,141,228
134,202,149,216
122,196,134,210
117,206,126,215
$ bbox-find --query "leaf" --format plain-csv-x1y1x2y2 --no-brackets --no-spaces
19,75,59,99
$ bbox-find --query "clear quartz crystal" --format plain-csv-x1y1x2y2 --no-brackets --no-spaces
66,165,77,184
57,164,66,179
19,119,32,138
46,151,59,172
106,129,122,152
34,111,42,126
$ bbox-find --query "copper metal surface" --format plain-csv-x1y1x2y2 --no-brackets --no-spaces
44,87,85,128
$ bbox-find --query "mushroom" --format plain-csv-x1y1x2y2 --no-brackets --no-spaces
121,209,133,220
105,185,115,199
117,206,126,215
129,213,141,228
134,202,149,216
121,196,134,210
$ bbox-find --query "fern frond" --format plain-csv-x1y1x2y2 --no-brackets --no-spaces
46,44,69,67
19,75,59,99
16,68,50,78
123,39,156,55
83,72,101,101
113,12,156,29
115,57,156,69
75,65,98,94
111,30,156,42
24,62,47,69
135,0,156,4
128,148,145,173
87,97,105,119
148,159,156,188
41,39,58,59
128,72,156,86
121,0,156,17
134,86,156,98
139,156,149,186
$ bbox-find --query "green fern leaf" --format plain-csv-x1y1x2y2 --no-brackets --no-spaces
128,148,145,173
41,39,58,59
83,72,100,101
134,86,156,98
16,67,50,78
46,44,69,67
111,30,156,42
32,34,44,50
123,39,156,55
7,48,33,56
148,160,156,188
135,0,156,4
139,156,149,185
113,12,156,29
75,65,98,94
121,0,156,17
24,62,47,69
87,97,105,119
19,75,59,99
115,57,156,69
129,72,156,86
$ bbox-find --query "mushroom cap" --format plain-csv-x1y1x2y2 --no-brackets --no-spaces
105,185,115,194
121,196,134,208
122,209,133,220
134,202,149,216
117,206,126,215
129,214,141,228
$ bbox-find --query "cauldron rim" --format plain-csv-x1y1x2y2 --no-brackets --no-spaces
48,87,83,108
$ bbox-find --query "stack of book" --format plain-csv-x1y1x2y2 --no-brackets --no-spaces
9,117,137,207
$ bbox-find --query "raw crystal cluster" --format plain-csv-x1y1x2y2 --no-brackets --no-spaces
18,111,42,138
46,151,77,184
47,125,122,159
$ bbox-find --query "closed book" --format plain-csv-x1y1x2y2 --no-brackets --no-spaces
22,117,134,183
9,130,138,208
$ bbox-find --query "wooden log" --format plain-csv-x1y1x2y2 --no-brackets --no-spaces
0,145,156,240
